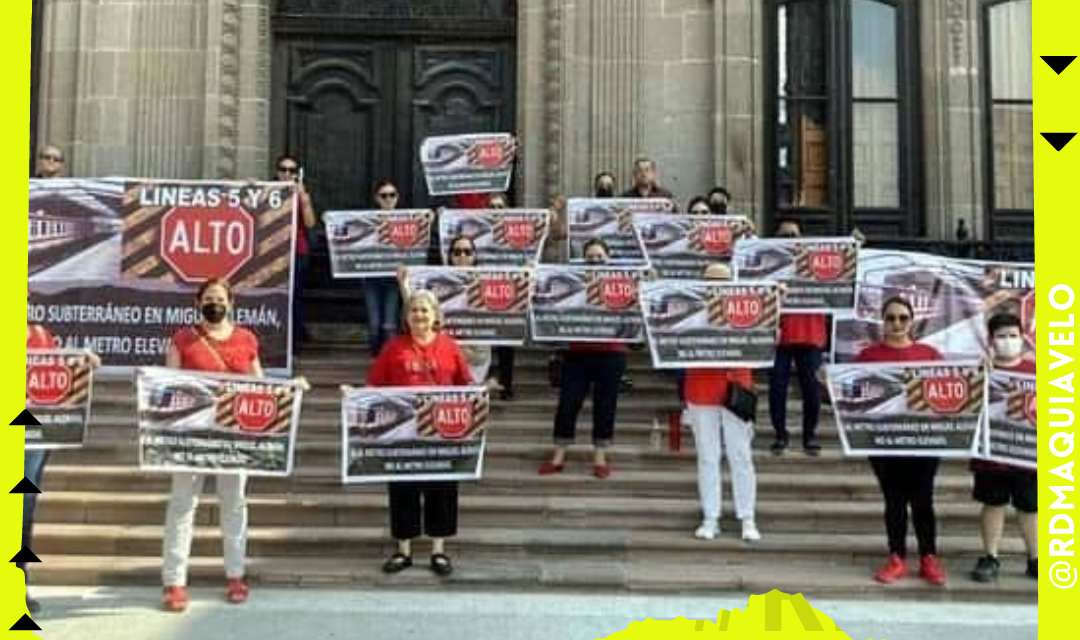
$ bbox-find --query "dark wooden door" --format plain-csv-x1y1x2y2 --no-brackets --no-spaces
31,0,44,174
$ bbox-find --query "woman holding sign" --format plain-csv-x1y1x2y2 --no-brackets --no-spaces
367,289,474,577
364,180,405,357
854,296,947,586
160,278,308,612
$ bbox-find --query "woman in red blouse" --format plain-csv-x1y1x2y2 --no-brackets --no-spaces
367,289,473,577
160,278,307,612
854,296,947,587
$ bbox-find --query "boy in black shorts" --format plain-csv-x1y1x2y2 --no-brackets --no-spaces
970,313,1038,582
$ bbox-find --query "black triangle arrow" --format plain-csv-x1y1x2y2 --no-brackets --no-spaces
10,614,41,631
10,410,40,426
1042,133,1077,151
10,477,40,494
1042,56,1077,74
10,548,40,564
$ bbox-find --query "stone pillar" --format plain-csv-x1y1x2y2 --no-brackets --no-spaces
922,0,983,240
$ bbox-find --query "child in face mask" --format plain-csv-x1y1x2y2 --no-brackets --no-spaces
970,313,1038,584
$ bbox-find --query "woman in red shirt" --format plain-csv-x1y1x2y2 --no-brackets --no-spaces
854,296,947,586
684,263,760,542
367,289,473,577
160,278,308,612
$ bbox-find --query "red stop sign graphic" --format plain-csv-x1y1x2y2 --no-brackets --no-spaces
482,277,516,311
1021,290,1036,348
474,141,506,169
434,400,473,439
387,219,421,248
810,250,844,281
1024,391,1037,426
160,207,255,283
725,294,763,329
503,219,535,249
232,392,277,432
600,275,637,310
26,364,71,405
699,225,734,256
923,376,968,414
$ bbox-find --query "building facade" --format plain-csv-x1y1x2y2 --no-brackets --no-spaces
32,0,1032,241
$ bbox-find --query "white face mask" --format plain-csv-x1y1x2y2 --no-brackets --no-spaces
993,336,1024,360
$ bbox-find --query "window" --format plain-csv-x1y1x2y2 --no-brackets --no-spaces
767,0,920,237
981,0,1033,239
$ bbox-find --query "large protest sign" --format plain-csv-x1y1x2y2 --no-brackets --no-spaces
641,281,782,368
633,214,755,278
28,179,296,373
405,266,531,345
826,362,985,457
530,265,646,342
833,250,1035,363
733,238,858,313
136,367,303,476
979,370,1037,470
439,209,549,265
25,349,95,449
566,198,673,263
420,133,516,196
341,386,489,483
324,210,435,277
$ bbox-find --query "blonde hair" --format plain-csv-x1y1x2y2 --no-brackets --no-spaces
405,290,443,330
702,263,732,280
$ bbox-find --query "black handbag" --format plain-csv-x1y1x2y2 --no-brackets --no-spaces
724,383,758,423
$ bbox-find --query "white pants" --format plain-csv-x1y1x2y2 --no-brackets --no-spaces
686,405,757,522
162,473,247,586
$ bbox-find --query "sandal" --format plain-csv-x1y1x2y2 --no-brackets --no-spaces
382,553,413,574
431,553,454,577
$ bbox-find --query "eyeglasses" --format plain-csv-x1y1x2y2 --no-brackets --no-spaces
39,154,64,162
377,191,398,199
884,314,912,323
277,166,299,174
584,255,606,264
451,248,475,257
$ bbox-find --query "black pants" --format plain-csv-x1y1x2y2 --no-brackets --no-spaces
553,351,625,447
870,456,940,557
493,346,515,392
768,346,822,443
388,481,458,540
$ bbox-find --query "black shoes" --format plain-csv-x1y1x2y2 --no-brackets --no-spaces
431,554,454,577
382,553,413,574
971,555,1001,583
770,437,789,456
803,437,822,457
26,594,40,614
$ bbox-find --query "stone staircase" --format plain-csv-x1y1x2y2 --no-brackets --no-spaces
32,343,1038,602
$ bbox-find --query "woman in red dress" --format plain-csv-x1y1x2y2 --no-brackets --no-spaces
854,295,947,586
366,289,474,577
160,278,307,612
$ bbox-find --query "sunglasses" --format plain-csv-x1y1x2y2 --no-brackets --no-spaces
690,208,711,215
884,314,912,323
451,248,475,257
277,166,299,174
39,154,64,162
377,191,398,199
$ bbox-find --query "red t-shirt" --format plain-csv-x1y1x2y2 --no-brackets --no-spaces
27,325,58,349
453,193,489,210
568,342,630,354
172,326,261,374
854,342,944,363
973,358,1038,474
367,333,474,387
685,368,754,408
779,313,828,348
295,207,309,257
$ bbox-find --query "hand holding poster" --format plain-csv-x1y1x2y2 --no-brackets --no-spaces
826,361,985,457
420,133,516,196
25,349,95,449
979,370,1037,470
833,250,1035,362
136,367,303,476
341,386,489,483
438,209,550,265
641,281,782,368
405,266,532,345
733,237,858,312
29,179,296,372
633,214,754,278
324,210,434,278
530,265,646,342
566,198,672,263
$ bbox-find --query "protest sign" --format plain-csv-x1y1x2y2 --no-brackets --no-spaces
405,266,531,345
420,133,516,195
530,265,646,342
25,349,95,449
324,210,435,278
566,198,672,263
633,214,754,278
979,370,1037,470
733,237,858,313
438,209,549,265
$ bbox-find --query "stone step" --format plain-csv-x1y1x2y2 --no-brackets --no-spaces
29,553,1038,603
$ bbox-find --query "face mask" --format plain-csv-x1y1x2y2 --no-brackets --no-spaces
596,187,614,198
993,336,1024,360
201,303,227,325
709,200,727,214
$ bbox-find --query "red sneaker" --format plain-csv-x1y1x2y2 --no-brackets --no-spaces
225,578,249,604
873,554,909,584
161,586,189,613
538,462,564,475
919,555,947,586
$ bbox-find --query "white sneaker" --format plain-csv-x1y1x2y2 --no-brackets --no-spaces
694,521,719,540
741,520,761,542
